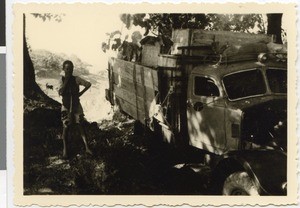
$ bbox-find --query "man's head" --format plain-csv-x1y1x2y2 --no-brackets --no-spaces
63,60,74,76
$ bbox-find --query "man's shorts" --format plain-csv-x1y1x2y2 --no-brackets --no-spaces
61,104,84,128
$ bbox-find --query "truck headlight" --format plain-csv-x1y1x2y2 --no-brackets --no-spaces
258,53,267,63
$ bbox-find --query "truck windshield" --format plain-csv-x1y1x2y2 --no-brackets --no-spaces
223,69,266,100
266,68,287,94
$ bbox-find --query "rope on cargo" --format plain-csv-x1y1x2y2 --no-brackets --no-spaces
159,86,174,130
161,85,174,108
148,86,174,132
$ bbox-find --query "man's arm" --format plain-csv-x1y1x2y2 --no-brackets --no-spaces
78,82,91,97
76,77,91,97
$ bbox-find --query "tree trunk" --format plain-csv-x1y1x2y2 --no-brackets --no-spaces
23,14,36,98
267,14,283,44
23,14,60,106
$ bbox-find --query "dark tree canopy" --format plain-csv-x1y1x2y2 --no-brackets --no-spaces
120,13,210,37
267,14,283,44
120,13,283,43
206,14,265,33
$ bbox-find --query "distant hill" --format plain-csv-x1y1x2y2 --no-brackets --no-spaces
30,49,92,79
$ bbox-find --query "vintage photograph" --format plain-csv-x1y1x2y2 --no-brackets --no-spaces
13,3,297,206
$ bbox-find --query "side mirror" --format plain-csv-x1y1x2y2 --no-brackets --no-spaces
194,102,204,111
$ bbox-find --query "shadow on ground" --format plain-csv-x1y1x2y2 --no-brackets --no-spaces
23,101,211,195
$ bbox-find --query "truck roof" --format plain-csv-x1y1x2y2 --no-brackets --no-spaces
191,60,287,79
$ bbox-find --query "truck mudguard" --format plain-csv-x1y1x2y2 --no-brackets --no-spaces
212,149,287,195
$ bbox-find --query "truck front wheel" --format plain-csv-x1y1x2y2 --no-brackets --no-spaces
222,171,260,195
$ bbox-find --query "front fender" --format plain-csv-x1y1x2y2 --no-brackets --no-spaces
214,150,287,195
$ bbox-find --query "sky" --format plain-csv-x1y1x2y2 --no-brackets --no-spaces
26,12,144,73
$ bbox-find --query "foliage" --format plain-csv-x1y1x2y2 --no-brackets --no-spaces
120,13,210,37
105,30,122,39
31,13,65,22
206,14,265,33
120,13,269,38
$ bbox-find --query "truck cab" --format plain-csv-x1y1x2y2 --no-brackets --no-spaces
187,60,287,155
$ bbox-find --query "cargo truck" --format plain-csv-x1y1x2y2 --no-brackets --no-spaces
105,29,287,195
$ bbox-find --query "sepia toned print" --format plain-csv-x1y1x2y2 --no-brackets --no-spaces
13,2,297,206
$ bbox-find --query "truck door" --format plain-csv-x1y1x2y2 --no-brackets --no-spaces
187,75,226,154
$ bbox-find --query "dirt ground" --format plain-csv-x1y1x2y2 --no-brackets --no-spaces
23,99,212,195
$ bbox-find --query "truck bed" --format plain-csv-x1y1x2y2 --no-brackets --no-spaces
108,57,159,124
107,57,186,142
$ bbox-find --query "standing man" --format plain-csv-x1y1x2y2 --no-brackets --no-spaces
58,60,92,158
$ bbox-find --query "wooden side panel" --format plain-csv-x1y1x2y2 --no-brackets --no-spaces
113,76,155,101
111,59,158,123
115,96,146,124
141,43,161,67
135,64,158,90
158,55,178,68
113,63,158,90
114,86,154,110
113,59,135,82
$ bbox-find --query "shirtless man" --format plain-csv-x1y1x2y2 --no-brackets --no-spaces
58,60,92,158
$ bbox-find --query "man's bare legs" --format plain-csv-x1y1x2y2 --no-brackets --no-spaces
62,124,92,158
79,125,93,155
62,126,69,158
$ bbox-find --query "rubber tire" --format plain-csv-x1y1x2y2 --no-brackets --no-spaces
222,171,260,195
